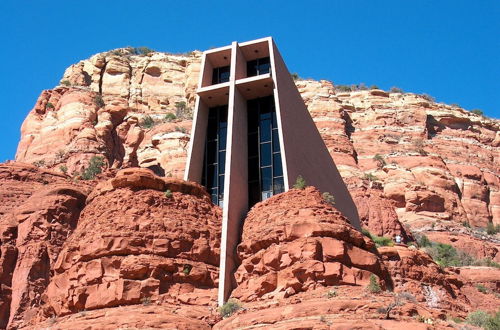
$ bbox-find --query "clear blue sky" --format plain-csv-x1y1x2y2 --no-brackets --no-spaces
0,0,498,162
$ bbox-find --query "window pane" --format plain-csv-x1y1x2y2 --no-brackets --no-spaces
207,116,217,140
219,126,227,150
248,109,258,133
261,167,272,192
218,151,226,174
248,157,259,181
247,60,257,77
248,181,260,206
272,129,280,152
273,153,282,176
260,143,271,166
262,190,273,201
273,177,285,194
248,133,258,157
219,66,230,83
219,106,228,126
219,175,225,193
207,164,217,187
206,141,217,164
260,119,271,142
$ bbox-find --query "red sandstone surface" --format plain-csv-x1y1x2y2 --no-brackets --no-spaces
1,48,499,328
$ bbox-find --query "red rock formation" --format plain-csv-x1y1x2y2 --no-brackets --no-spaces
42,168,221,326
232,187,391,302
426,231,499,262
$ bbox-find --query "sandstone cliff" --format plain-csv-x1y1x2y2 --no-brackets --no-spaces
4,47,499,328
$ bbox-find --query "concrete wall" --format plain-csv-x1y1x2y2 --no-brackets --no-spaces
270,40,361,229
184,97,208,182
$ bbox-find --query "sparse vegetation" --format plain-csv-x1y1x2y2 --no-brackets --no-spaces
377,292,416,319
335,85,352,92
476,284,489,294
164,189,172,198
46,102,55,109
373,154,386,169
367,274,381,293
466,309,500,330
129,46,155,55
293,175,307,190
61,80,71,86
486,222,500,235
416,234,500,268
363,173,379,182
32,160,46,167
322,192,335,205
326,289,338,298
140,115,156,129
81,156,105,180
420,93,435,102
175,126,187,133
182,264,192,275
218,299,242,318
291,73,299,81
59,165,68,174
362,228,394,247
164,113,177,122
174,101,188,119
370,85,379,90
94,94,105,108
141,297,152,306
390,87,404,93
462,221,471,228
471,109,484,116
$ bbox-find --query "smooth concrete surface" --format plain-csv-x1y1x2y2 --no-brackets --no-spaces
270,40,361,229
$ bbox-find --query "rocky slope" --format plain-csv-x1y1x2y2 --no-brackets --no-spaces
0,164,498,329
3,47,499,328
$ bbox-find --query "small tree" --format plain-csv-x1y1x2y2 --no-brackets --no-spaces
486,222,500,235
61,80,71,86
218,299,241,318
81,156,105,180
370,85,379,90
373,154,386,169
140,115,156,129
46,102,55,110
59,165,68,174
470,109,484,116
293,175,307,190
367,274,381,293
164,113,177,122
322,192,335,205
94,94,105,108
175,101,187,118
390,87,403,93
291,73,299,81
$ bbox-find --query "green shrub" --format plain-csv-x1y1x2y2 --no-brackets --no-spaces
417,234,432,247
141,115,156,129
471,109,484,116
218,299,241,318
372,235,394,247
421,93,435,102
322,192,335,205
141,297,151,306
81,156,105,180
367,274,381,293
363,173,378,182
326,289,337,298
32,160,46,168
476,284,489,294
164,113,177,122
46,102,55,109
94,94,105,108
164,189,172,198
175,126,187,133
131,47,154,55
336,85,352,92
370,85,379,90
182,264,192,275
59,165,68,174
291,73,299,81
293,175,307,190
466,310,491,328
361,228,371,237
390,87,404,93
486,222,500,235
61,80,71,86
373,154,386,169
462,221,471,228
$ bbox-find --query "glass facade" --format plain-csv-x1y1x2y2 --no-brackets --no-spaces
248,95,284,207
202,105,228,206
247,57,270,77
212,66,230,84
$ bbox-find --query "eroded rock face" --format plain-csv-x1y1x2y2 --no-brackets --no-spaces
232,187,391,302
44,168,221,318
0,163,90,329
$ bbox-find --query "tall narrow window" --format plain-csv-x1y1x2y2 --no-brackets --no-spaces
247,57,270,77
248,95,284,207
202,105,228,206
212,66,230,84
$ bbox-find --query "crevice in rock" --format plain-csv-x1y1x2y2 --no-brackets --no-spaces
341,109,358,163
98,59,108,95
